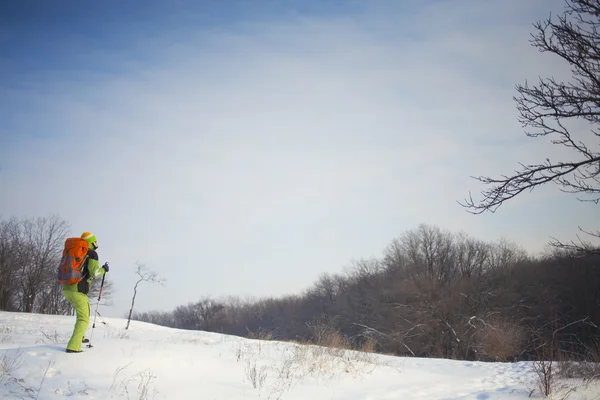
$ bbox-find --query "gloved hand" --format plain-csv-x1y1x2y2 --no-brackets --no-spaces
102,262,110,273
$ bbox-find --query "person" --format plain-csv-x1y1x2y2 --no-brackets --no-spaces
62,231,108,353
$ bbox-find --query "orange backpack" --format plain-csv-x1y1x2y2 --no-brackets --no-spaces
57,238,89,285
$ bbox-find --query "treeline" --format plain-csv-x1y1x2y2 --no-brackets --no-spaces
133,224,600,362
2,215,598,362
0,215,110,314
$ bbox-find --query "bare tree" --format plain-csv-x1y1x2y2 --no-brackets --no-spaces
17,215,69,312
126,263,165,330
307,273,346,305
461,0,600,253
452,233,490,278
172,302,203,330
395,224,458,285
0,217,20,311
193,297,226,331
486,238,530,273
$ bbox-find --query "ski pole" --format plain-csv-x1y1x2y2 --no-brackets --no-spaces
88,272,106,348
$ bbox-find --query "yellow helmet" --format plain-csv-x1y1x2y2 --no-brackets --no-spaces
81,232,98,249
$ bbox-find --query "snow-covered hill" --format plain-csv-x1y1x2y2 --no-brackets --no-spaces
1,311,597,399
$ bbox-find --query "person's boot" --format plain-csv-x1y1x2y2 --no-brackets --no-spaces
82,338,89,343
66,349,82,353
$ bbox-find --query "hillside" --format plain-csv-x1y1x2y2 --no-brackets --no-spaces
1,311,598,399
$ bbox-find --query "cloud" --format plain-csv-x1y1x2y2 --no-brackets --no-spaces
1,0,590,315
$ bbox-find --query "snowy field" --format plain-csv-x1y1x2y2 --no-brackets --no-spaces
1,311,599,399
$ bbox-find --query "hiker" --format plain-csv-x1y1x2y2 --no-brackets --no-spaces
60,231,109,353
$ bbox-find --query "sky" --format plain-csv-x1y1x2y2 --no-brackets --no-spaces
3,311,600,399
1,0,597,317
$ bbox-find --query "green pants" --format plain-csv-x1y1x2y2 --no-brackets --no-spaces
63,290,90,351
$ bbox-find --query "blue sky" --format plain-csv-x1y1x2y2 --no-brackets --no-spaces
1,0,593,317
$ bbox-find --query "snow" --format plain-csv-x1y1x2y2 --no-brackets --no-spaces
1,311,598,399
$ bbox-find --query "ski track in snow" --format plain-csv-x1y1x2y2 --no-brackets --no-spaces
1,311,599,399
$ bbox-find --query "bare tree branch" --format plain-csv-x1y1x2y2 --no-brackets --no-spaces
460,0,600,254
